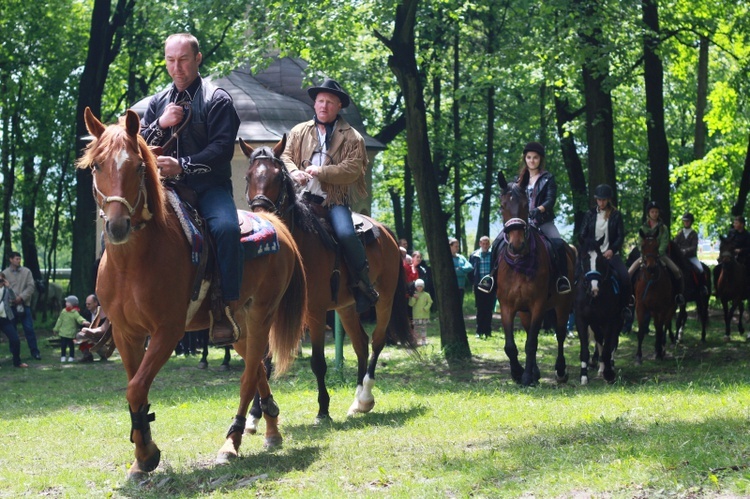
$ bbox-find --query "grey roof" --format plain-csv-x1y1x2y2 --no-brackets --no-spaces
131,57,385,150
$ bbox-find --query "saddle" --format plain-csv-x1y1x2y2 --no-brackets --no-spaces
300,195,380,302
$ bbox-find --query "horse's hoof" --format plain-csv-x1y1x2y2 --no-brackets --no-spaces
314,414,332,426
635,357,642,366
244,417,260,435
723,336,731,343
219,364,230,372
580,376,588,386
556,373,569,384
197,361,208,370
127,447,161,480
216,439,238,464
264,435,283,449
347,398,375,416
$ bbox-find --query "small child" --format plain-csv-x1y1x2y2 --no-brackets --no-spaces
408,279,433,346
53,295,89,362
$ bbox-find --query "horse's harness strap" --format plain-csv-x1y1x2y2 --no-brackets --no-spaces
226,414,246,438
129,403,156,444
93,162,151,230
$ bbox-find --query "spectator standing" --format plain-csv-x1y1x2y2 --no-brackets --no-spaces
450,238,474,307
408,279,433,346
54,295,88,362
2,251,41,360
0,272,28,368
470,236,497,338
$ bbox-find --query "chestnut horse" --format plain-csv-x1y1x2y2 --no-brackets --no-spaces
633,232,676,364
574,243,623,384
77,108,307,478
241,137,415,423
495,171,575,386
715,237,748,341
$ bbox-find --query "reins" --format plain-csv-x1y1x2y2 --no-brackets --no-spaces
159,101,192,157
246,153,294,220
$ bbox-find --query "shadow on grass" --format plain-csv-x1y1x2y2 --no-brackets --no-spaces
116,444,324,498
281,404,429,435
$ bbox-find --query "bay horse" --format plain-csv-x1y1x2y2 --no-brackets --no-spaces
77,108,307,478
241,136,415,423
495,171,575,386
715,237,748,341
574,242,623,384
633,232,676,364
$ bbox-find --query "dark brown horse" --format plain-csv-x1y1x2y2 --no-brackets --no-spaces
241,137,415,423
715,237,748,341
77,108,307,478
574,243,623,384
495,171,575,386
633,232,676,364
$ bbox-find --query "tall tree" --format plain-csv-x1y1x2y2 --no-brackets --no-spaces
642,0,671,225
71,0,134,299
376,0,471,359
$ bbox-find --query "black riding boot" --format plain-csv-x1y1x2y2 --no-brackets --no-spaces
553,239,571,294
478,232,503,293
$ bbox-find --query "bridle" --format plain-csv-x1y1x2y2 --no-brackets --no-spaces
92,161,152,230
246,153,292,217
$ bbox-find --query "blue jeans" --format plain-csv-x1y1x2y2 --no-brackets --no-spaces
0,317,22,366
197,183,243,301
329,204,366,272
13,306,39,357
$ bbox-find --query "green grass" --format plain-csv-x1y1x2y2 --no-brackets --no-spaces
1,310,749,498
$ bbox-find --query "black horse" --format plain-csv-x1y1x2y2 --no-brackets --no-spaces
670,250,711,343
715,237,749,341
574,241,623,384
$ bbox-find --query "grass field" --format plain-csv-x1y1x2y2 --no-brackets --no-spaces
1,304,749,498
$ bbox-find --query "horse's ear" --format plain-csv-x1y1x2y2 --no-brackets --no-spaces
238,138,253,158
497,171,508,190
83,107,106,139
124,110,140,138
273,134,287,159
518,169,530,189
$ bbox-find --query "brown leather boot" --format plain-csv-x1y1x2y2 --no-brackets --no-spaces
210,303,241,346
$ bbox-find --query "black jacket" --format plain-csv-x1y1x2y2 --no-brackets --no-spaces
580,207,625,255
526,170,557,226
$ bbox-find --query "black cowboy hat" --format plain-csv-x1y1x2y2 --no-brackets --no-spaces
646,200,660,211
594,184,613,199
682,212,694,222
307,79,350,108
523,141,545,157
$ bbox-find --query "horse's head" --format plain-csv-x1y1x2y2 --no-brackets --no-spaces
77,107,161,245
241,135,293,215
498,171,530,255
718,235,736,264
581,241,607,298
639,229,661,274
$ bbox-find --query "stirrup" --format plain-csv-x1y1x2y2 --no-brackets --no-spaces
209,305,241,346
675,294,686,306
556,276,572,295
357,280,380,304
477,275,494,294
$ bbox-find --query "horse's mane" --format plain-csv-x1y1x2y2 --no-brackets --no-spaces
76,116,168,226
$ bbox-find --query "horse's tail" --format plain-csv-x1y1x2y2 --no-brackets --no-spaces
387,254,419,350
268,234,307,377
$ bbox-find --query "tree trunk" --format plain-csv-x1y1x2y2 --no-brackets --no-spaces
376,0,471,360
694,36,709,160
403,158,414,247
642,0,671,226
71,0,133,300
1,75,16,264
477,85,495,245
554,94,588,238
576,0,617,209
388,186,405,245
732,133,750,217
451,30,464,251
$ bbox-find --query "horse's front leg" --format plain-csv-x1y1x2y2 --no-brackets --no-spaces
738,300,746,338
339,307,373,416
307,319,331,423
125,332,179,479
654,316,667,360
501,310,523,383
246,355,272,435
522,317,543,387
553,309,569,383
722,299,732,340
635,308,648,366
576,315,591,385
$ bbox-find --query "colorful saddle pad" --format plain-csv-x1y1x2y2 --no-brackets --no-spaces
238,210,279,259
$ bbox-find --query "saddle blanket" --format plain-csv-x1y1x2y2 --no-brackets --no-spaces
238,210,279,259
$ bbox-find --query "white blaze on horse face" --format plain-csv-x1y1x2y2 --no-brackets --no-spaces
115,148,129,173
588,251,600,295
